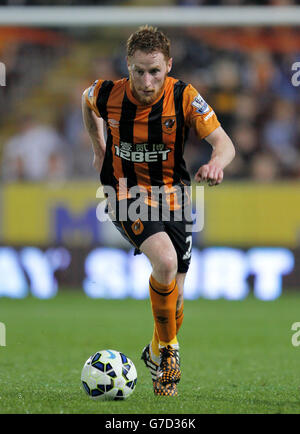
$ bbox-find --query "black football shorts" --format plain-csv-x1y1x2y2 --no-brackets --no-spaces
107,198,192,273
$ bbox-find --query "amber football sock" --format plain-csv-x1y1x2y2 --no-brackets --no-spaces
151,301,184,358
176,302,184,333
151,327,160,359
149,274,178,349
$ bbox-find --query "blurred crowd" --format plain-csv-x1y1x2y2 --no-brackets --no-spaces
1,26,300,183
173,34,300,181
1,0,300,6
0,1,123,5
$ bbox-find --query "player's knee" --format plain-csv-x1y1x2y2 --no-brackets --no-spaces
154,252,177,282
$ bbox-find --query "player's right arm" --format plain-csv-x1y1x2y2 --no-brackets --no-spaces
82,82,106,173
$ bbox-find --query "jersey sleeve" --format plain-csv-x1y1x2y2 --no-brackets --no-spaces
84,79,104,118
182,84,220,140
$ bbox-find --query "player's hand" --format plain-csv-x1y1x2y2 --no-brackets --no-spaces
93,154,103,172
194,162,224,186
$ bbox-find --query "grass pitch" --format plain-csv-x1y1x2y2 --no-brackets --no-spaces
0,291,300,414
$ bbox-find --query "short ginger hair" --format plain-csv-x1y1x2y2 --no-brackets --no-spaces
126,25,171,60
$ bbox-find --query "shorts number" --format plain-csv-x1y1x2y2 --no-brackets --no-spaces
183,235,192,260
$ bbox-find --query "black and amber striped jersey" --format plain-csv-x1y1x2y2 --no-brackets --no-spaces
85,76,220,202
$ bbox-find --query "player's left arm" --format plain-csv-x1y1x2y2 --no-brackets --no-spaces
194,126,235,186
182,84,235,187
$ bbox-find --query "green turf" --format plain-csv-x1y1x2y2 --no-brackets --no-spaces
0,291,300,414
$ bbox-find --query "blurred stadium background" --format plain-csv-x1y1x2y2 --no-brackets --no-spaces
0,0,300,302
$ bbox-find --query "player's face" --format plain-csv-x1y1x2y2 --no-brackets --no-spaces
127,50,172,105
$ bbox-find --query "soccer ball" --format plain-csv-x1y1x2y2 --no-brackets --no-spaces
81,349,137,400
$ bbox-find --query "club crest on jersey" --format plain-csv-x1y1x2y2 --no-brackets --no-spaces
191,94,210,114
162,116,176,134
